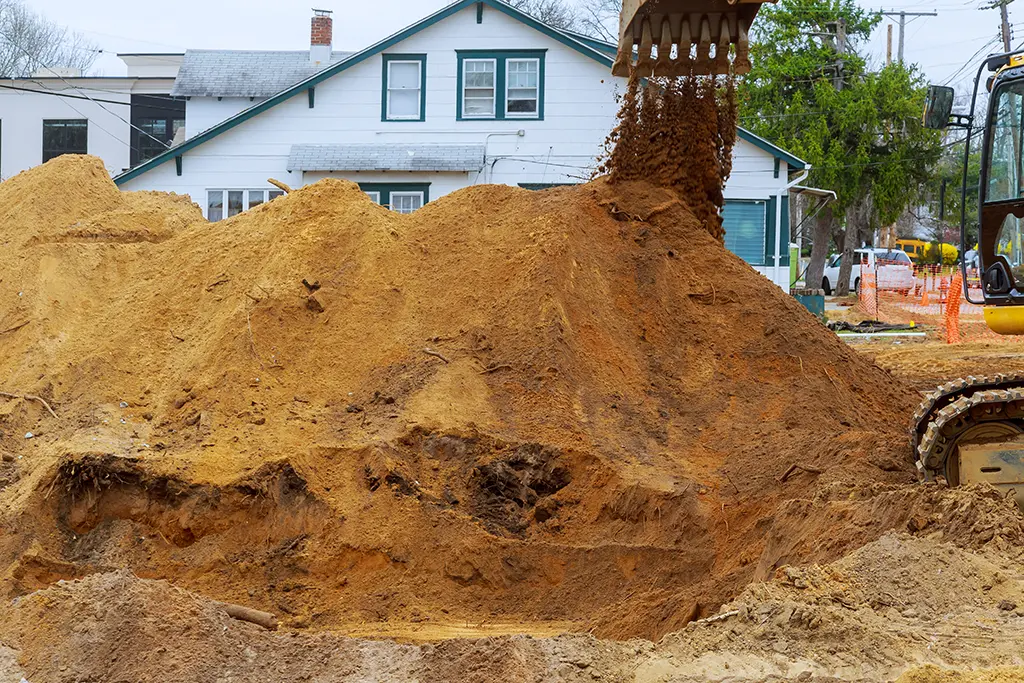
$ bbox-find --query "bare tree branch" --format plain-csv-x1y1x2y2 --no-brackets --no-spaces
577,0,620,42
507,0,582,31
0,0,97,78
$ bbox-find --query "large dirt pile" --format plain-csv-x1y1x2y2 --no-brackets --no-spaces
0,156,922,644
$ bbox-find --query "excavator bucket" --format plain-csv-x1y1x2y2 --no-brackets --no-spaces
614,0,774,77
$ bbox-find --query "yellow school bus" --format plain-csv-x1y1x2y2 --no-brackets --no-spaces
895,239,929,262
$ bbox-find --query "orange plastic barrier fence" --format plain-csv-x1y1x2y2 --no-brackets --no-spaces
850,260,1017,343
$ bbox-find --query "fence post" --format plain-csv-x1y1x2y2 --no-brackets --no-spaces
944,271,963,344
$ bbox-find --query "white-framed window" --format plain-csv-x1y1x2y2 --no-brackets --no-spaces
505,58,539,117
386,59,423,120
206,188,285,221
389,191,424,214
462,58,497,118
365,191,382,204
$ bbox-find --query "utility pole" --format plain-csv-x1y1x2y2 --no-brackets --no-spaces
836,18,846,90
886,24,893,65
881,10,938,63
1000,0,1013,51
809,19,847,89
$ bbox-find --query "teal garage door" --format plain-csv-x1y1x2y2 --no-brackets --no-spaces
723,200,766,266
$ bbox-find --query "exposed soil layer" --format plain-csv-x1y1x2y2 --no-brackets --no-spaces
6,520,1023,682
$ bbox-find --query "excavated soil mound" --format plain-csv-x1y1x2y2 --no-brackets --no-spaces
0,156,921,643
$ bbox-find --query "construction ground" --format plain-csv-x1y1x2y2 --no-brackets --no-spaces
0,155,1022,682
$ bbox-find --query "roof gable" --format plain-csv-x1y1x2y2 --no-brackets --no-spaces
737,128,806,170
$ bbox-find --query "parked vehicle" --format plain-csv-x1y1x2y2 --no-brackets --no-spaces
821,248,915,295
895,239,929,262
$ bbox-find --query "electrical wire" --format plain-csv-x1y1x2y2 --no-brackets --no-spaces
0,31,172,151
0,83,185,115
942,36,1002,84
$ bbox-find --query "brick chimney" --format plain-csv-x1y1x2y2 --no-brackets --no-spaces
310,9,333,66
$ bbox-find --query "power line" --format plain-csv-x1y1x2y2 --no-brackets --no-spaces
0,30,172,152
0,83,185,115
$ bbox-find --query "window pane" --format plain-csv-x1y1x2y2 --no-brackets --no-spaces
987,83,1024,202
172,119,186,136
507,98,538,114
207,190,224,222
466,71,494,88
389,61,420,89
465,98,495,115
389,90,419,118
463,60,496,117
139,119,167,136
248,190,265,208
136,118,170,162
42,119,87,162
390,192,423,214
228,190,244,217
269,190,284,200
365,191,382,204
506,60,539,117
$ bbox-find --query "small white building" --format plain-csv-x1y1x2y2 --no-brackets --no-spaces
112,0,806,289
0,54,184,179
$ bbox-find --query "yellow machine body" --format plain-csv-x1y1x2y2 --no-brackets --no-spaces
984,305,1024,335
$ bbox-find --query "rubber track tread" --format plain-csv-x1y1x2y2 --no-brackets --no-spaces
916,387,1024,480
911,372,1024,453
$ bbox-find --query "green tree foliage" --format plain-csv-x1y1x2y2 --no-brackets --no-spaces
739,0,944,292
931,145,981,247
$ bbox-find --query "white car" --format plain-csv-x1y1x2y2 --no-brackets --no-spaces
821,248,915,296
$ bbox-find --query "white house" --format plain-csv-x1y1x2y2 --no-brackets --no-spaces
0,54,184,179
111,0,807,289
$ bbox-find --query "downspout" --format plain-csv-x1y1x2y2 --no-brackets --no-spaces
779,167,811,287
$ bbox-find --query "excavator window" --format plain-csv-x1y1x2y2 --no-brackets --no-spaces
986,83,1024,203
985,82,1024,289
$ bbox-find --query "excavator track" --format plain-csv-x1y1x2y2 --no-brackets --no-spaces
913,373,1024,483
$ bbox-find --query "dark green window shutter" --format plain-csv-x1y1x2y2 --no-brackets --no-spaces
722,200,766,266
764,195,777,267
779,195,790,267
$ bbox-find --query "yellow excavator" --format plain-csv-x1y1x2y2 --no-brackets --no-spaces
915,56,1024,506
614,0,768,76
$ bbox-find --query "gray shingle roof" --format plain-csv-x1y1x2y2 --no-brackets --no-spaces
171,50,353,98
287,144,487,172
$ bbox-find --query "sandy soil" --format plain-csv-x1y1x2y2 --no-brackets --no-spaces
0,156,1021,681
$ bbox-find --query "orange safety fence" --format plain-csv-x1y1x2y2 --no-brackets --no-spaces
853,258,1014,344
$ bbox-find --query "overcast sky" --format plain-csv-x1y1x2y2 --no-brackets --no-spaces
31,0,1022,93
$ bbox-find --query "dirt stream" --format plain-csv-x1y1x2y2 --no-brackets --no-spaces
0,156,1020,681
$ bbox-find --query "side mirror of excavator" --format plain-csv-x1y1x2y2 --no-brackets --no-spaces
923,85,956,129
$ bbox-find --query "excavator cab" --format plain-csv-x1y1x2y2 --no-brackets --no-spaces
614,0,774,77
925,53,1024,335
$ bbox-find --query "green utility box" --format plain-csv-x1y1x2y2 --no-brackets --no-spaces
791,288,825,319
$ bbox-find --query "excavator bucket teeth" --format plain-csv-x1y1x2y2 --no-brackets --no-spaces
613,0,774,78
